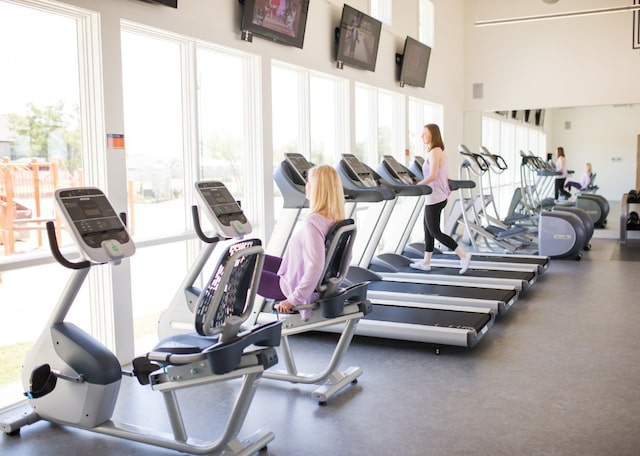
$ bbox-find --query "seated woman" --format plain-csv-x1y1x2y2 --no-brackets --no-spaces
565,162,593,192
257,164,346,319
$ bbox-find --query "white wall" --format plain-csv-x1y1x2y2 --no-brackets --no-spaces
463,0,640,111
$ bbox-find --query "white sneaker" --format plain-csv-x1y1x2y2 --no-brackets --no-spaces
410,261,431,271
459,254,472,275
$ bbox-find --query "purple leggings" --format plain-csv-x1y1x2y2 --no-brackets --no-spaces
257,255,286,300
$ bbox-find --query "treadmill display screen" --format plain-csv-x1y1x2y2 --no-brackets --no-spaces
343,155,377,188
383,156,414,185
286,153,313,181
343,155,368,175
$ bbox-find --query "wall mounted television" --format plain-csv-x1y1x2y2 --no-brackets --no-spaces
335,4,382,72
397,36,431,88
139,0,178,7
239,0,310,49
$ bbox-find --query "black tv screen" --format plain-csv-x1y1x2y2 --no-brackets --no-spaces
240,0,310,49
140,0,177,7
398,36,431,88
335,4,382,72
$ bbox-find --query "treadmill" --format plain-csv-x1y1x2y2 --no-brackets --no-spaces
279,153,518,315
338,154,538,292
274,153,496,349
408,155,551,274
376,154,542,276
338,154,537,290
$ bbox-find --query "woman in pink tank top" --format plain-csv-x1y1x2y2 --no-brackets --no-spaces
411,123,472,274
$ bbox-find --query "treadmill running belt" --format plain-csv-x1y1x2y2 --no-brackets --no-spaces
367,304,491,332
396,266,534,282
366,280,515,302
433,253,548,268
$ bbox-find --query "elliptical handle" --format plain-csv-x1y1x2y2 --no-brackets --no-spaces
192,205,220,244
46,221,91,270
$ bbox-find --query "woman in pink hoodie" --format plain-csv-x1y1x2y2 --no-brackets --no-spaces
257,164,346,318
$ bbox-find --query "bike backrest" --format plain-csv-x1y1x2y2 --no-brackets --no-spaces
194,238,264,337
316,219,357,298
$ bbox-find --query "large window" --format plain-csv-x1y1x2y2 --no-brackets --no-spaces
309,73,348,165
198,46,251,198
271,61,348,225
0,2,85,257
354,84,375,162
377,89,404,161
121,26,191,355
0,0,101,409
355,86,428,258
272,64,305,163
408,96,443,164
355,83,405,165
121,28,187,238
272,62,347,166
197,43,263,238
371,0,392,25
121,25,263,354
419,0,435,48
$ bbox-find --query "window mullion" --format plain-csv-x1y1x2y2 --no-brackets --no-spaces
299,72,311,160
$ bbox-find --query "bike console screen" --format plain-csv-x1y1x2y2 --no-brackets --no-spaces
195,181,250,237
57,188,130,249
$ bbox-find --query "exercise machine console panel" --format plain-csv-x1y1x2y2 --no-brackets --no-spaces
342,154,379,188
380,155,418,186
194,181,251,237
55,188,135,263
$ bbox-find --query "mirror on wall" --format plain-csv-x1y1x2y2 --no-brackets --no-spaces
475,104,640,202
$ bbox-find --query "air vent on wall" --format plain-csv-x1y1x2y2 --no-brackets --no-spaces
472,83,484,99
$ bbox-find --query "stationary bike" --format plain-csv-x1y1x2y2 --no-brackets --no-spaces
1,187,282,455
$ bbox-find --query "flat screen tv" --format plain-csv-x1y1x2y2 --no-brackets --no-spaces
335,4,382,72
139,0,178,7
240,0,310,49
397,36,431,88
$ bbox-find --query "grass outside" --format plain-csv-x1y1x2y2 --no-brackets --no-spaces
0,313,160,388
0,341,32,385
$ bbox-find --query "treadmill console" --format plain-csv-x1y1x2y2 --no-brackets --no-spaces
342,154,378,188
55,187,135,263
194,181,251,237
285,153,314,183
382,155,415,185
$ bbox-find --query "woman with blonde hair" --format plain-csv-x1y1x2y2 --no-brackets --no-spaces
565,162,593,192
257,164,346,317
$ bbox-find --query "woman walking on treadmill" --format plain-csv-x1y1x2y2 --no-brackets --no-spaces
257,164,346,318
410,123,472,274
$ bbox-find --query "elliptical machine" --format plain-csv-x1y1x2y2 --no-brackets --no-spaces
1,186,282,455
